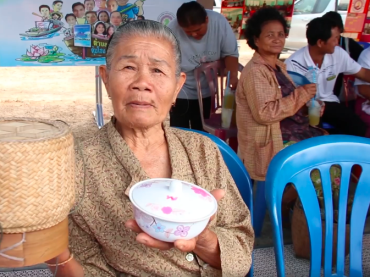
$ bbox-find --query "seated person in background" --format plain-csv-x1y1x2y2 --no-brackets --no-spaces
45,20,254,277
168,1,239,131
355,46,370,138
236,8,322,219
322,11,364,110
285,17,369,137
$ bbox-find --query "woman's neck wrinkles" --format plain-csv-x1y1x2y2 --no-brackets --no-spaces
116,123,166,153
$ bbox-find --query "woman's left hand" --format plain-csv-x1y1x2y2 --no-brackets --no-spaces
125,189,225,252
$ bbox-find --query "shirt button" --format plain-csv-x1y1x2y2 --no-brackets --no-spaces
185,253,194,262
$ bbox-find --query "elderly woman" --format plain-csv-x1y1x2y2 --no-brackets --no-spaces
236,8,323,222
45,20,254,277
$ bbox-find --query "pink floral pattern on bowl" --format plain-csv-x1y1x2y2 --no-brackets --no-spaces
161,206,173,214
134,207,193,240
191,186,212,202
191,186,209,197
146,203,186,215
174,225,191,237
139,181,160,188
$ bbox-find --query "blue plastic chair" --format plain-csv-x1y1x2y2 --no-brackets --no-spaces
177,128,254,277
358,41,370,49
265,135,370,277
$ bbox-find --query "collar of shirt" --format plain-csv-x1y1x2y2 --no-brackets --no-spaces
251,51,287,71
107,118,194,196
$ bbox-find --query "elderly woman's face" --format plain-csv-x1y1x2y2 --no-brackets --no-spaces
255,20,285,55
100,35,186,129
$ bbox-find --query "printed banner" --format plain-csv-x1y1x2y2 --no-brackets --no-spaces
0,0,186,67
343,0,370,41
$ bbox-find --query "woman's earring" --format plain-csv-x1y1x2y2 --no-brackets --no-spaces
108,95,112,100
172,102,175,107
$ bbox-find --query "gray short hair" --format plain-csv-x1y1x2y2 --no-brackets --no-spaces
106,20,182,77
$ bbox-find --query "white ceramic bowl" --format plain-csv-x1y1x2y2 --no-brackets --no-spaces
129,178,218,243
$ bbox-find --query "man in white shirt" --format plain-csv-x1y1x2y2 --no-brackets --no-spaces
168,1,239,130
354,47,370,137
285,17,369,136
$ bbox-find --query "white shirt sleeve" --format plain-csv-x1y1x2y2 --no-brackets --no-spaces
284,58,294,72
355,47,370,86
337,46,362,75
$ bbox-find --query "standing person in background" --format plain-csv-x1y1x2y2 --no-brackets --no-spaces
322,11,364,110
168,1,239,130
285,17,369,137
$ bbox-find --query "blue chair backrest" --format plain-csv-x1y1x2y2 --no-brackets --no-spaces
358,41,370,49
265,135,370,277
177,128,254,277
287,70,312,86
177,128,253,218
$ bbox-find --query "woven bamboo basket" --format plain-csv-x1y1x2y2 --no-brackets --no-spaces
291,202,350,267
0,118,75,266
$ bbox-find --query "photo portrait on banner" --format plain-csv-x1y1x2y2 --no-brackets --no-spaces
0,0,183,66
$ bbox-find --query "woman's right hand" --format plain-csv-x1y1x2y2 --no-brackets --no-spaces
301,84,317,98
45,248,84,277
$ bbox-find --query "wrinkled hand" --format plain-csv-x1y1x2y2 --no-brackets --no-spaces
301,83,317,98
125,189,225,252
229,75,238,90
135,0,144,7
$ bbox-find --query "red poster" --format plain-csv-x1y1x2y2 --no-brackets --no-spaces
345,12,367,32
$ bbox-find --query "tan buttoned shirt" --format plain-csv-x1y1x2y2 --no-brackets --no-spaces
236,52,312,181
69,120,254,276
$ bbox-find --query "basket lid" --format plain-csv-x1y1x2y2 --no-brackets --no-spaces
0,118,67,142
